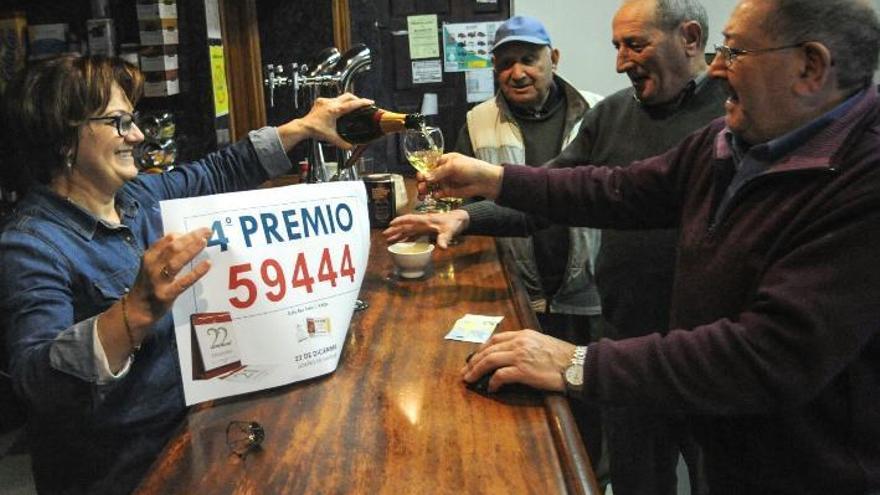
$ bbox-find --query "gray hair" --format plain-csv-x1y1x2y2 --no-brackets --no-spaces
764,0,880,90
655,0,710,50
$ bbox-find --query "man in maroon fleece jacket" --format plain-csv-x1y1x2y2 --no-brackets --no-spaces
430,0,880,493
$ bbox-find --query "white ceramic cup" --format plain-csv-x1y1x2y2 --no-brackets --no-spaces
387,241,434,278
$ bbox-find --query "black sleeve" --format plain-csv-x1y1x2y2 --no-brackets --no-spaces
453,122,474,156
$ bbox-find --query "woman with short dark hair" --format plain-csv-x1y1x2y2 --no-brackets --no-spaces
0,54,370,494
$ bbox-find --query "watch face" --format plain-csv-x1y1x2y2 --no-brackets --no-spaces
565,364,583,387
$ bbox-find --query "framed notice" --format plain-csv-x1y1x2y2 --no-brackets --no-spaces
412,59,443,84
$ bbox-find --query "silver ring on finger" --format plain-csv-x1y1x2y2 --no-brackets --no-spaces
161,265,173,280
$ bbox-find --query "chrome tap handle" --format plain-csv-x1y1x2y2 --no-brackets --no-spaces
264,64,277,108
292,63,307,110
264,64,294,108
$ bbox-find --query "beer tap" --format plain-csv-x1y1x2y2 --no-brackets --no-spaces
262,45,372,183
263,64,290,109
334,44,372,96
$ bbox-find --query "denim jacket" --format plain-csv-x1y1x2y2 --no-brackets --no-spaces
0,127,291,494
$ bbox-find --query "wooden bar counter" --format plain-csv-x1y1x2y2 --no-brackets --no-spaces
134,226,600,494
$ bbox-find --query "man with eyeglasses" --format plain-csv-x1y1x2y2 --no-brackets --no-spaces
428,0,880,493
387,1,725,493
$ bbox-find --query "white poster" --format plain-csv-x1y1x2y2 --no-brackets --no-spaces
466,69,495,103
407,14,439,59
160,182,370,405
203,0,222,40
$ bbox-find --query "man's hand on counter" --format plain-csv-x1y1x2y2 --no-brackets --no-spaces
461,329,575,394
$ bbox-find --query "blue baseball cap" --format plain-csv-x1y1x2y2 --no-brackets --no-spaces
491,15,552,52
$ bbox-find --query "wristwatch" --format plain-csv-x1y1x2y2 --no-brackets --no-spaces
563,346,588,396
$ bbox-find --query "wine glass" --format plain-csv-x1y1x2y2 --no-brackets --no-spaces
402,126,447,213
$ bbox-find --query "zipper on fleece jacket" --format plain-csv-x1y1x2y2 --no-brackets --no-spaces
706,167,838,238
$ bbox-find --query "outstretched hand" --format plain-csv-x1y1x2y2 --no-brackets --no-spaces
461,329,575,394
383,210,469,249
416,152,504,200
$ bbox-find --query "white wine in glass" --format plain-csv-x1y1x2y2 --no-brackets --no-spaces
406,149,442,174
403,126,447,213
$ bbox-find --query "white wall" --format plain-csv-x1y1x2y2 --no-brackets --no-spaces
512,0,880,97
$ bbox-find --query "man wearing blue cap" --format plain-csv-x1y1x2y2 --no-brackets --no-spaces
463,14,607,465
455,15,604,348
430,17,606,366
459,15,605,344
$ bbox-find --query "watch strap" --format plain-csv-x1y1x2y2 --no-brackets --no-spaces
562,346,588,396
570,345,587,366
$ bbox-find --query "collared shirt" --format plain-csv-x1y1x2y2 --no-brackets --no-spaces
637,71,711,116
712,89,865,225
0,126,290,494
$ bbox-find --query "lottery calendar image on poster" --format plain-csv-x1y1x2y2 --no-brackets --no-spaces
160,181,370,405
442,21,503,72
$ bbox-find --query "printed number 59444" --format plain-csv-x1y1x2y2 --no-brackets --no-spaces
228,244,355,309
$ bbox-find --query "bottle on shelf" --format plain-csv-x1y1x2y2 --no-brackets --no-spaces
336,106,424,145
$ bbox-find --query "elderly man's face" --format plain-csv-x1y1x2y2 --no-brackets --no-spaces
612,0,695,105
493,42,559,110
709,0,806,144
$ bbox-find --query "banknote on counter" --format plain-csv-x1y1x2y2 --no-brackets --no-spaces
444,314,504,343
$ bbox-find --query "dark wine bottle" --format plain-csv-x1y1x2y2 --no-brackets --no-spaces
336,106,425,144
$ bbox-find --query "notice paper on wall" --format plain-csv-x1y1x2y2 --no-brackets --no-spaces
209,45,229,117
160,181,370,405
412,59,443,84
407,14,439,59
466,69,495,103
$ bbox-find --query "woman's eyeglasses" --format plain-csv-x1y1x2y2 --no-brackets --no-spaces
87,112,139,137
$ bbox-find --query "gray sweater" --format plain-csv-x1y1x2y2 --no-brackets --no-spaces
467,76,727,337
